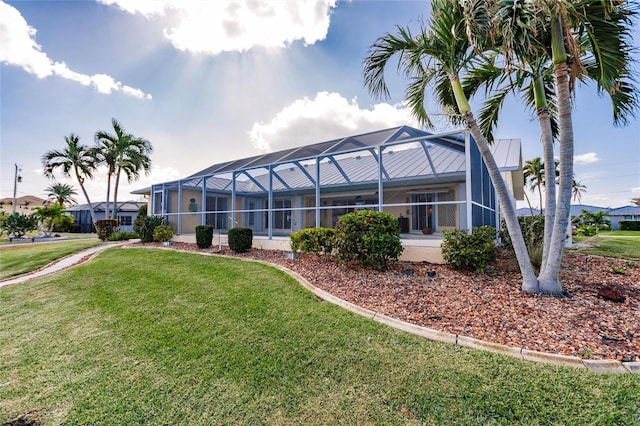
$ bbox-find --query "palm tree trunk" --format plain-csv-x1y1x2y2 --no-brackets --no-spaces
105,172,112,220
75,168,97,228
464,112,540,293
538,16,570,295
536,107,556,271
112,161,122,220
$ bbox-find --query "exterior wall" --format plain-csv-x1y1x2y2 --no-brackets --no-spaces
609,214,640,230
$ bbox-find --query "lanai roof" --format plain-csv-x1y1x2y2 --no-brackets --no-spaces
139,126,523,196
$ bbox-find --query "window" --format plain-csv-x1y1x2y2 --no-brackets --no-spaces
118,216,132,226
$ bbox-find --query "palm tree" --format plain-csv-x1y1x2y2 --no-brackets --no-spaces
95,118,152,220
45,183,78,207
532,0,637,291
363,0,539,292
523,158,545,211
458,0,637,293
572,179,587,204
42,134,99,227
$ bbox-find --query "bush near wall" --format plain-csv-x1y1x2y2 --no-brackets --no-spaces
228,227,253,253
135,216,165,243
195,225,214,249
95,219,119,241
153,225,175,243
442,226,497,273
619,221,640,231
290,227,336,257
335,210,403,271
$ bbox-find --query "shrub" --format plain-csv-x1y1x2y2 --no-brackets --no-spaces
335,210,403,271
228,227,253,253
195,225,214,249
107,231,140,241
500,215,544,272
136,215,165,243
290,227,336,257
619,221,640,231
500,215,544,250
95,219,119,241
575,225,597,237
153,225,175,243
0,213,38,238
52,214,74,232
138,204,148,217
442,226,497,273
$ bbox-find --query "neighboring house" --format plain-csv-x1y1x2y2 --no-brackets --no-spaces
517,205,609,218
135,126,524,238
67,201,145,233
0,195,49,214
607,205,640,230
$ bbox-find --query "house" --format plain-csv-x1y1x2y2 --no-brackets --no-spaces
607,205,640,230
0,195,49,214
135,126,523,261
67,201,145,233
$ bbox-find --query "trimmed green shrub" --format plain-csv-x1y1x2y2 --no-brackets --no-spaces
95,219,119,241
442,226,497,273
107,231,140,241
153,225,175,243
136,215,165,243
290,227,336,257
138,204,148,217
195,225,214,249
228,227,253,253
335,209,403,271
619,221,640,231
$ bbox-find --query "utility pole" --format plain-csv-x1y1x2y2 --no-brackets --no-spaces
12,163,21,214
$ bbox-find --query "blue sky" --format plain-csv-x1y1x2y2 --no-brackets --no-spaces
1,0,638,209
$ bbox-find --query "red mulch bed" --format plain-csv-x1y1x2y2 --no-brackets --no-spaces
133,242,640,362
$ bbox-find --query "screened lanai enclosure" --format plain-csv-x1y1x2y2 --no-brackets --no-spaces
145,126,523,238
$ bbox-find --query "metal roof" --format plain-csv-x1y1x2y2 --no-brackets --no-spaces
608,205,640,215
67,201,145,212
139,126,522,196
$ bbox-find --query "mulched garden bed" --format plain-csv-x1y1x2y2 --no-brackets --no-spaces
131,242,639,362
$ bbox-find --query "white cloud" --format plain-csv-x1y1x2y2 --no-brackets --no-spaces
0,1,151,99
631,187,640,194
98,0,338,55
248,91,420,152
574,152,599,164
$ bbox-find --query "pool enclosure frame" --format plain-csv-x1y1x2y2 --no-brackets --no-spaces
147,126,521,238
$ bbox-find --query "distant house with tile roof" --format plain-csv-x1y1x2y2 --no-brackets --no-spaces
0,195,49,214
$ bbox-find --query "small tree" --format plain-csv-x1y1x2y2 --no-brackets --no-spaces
33,203,67,237
0,213,38,238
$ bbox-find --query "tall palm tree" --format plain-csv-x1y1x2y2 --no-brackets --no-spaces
95,118,152,220
45,182,78,207
532,0,637,291
364,0,539,292
459,0,637,293
572,179,587,204
42,134,99,227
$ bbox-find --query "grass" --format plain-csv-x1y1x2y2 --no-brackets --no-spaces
0,239,102,279
572,230,640,260
1,248,638,425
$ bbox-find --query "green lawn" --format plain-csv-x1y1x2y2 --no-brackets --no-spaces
0,239,102,279
1,248,638,425
572,231,640,260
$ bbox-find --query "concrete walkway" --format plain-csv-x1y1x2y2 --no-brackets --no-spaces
0,242,123,288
